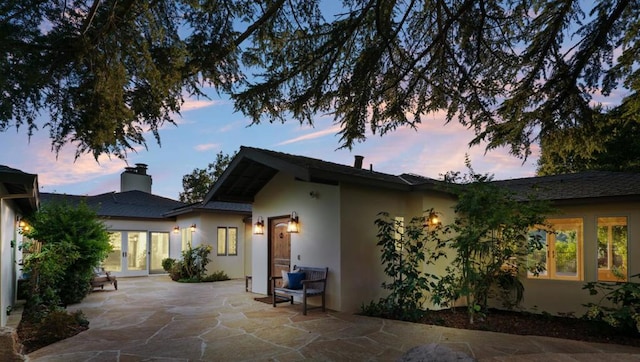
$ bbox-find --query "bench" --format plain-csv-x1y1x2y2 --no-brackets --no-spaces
90,267,118,290
271,266,328,315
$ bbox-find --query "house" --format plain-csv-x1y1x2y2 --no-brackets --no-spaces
206,146,640,315
0,165,38,328
41,164,252,279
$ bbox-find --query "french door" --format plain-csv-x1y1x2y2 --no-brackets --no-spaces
103,231,149,276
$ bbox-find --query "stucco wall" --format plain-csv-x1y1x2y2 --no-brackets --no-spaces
0,188,20,327
102,218,180,276
519,200,640,315
339,185,458,313
195,213,249,279
251,173,342,311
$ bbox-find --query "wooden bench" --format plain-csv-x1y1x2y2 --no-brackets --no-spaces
271,266,328,315
90,267,118,290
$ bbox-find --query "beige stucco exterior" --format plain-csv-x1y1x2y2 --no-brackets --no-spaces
250,171,462,313
520,200,640,315
1,187,20,327
247,167,640,317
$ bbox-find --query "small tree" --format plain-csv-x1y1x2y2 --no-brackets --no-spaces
23,200,111,306
435,159,552,323
362,211,447,321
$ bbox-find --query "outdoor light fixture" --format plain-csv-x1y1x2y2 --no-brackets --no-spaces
17,218,29,231
190,224,196,232
254,216,265,235
424,211,441,228
173,226,180,233
287,211,299,233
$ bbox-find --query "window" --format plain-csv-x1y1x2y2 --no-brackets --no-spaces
529,218,583,280
181,227,192,251
597,217,628,282
217,227,238,256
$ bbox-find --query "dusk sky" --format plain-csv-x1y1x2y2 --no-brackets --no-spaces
0,88,540,200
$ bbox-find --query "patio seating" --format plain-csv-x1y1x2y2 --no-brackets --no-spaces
91,267,118,290
271,266,328,315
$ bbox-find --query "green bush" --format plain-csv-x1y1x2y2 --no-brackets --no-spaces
201,270,230,282
162,258,176,272
169,244,213,282
22,200,111,306
361,211,446,322
583,274,640,334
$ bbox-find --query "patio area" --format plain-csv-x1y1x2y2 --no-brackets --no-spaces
26,276,640,361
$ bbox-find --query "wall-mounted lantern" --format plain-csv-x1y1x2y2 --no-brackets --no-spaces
173,226,180,233
254,216,265,235
287,211,299,233
190,224,196,232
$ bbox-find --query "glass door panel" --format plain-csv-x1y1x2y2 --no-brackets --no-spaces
127,232,148,271
103,232,123,272
150,232,169,274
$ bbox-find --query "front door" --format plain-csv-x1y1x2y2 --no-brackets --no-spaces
269,217,291,294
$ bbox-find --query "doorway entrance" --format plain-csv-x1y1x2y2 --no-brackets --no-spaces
103,231,149,276
268,216,291,294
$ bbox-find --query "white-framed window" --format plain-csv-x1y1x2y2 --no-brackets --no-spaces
181,227,192,251
597,217,628,282
528,218,583,280
217,227,238,256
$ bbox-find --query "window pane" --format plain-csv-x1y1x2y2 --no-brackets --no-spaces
553,229,578,276
103,232,122,272
228,228,238,256
217,227,227,255
128,232,147,271
181,228,192,251
527,229,548,277
597,217,628,281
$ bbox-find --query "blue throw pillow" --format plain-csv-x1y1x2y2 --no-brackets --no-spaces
287,272,305,290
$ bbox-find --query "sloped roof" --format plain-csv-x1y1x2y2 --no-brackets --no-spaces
40,191,186,219
206,147,640,204
0,165,39,212
205,146,443,203
164,200,252,217
493,171,640,202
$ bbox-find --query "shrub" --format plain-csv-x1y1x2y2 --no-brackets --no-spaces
162,258,176,272
583,274,640,334
202,270,230,282
168,244,214,282
22,200,111,306
361,211,446,322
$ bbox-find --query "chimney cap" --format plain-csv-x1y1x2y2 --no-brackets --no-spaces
354,155,364,169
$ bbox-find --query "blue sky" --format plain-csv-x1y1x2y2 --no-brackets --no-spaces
0,90,540,200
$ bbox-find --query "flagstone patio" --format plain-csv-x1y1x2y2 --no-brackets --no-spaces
25,276,640,361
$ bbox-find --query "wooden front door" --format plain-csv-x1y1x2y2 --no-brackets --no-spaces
269,217,291,294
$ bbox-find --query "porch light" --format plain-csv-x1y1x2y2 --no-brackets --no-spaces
254,216,265,235
287,212,299,233
173,226,180,233
18,219,30,231
424,211,441,228
190,224,196,232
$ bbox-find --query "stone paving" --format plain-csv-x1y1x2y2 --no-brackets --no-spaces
26,276,640,361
